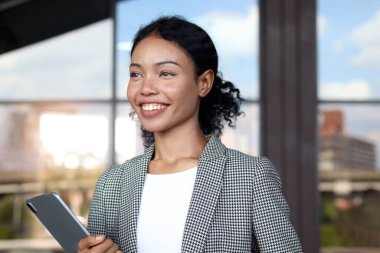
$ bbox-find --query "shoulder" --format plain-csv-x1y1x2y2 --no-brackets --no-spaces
224,147,280,182
96,152,146,187
224,147,272,170
225,147,260,163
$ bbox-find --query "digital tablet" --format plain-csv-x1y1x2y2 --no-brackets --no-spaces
25,192,90,253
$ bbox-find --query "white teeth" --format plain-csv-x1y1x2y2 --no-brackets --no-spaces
142,104,166,111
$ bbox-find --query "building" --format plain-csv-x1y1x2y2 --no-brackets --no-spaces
319,110,376,171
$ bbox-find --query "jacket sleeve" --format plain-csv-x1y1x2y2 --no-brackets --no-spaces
252,157,303,252
87,168,110,236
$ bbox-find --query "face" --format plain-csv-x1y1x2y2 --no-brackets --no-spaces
127,36,208,135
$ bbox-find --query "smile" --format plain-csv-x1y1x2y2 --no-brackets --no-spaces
141,103,167,111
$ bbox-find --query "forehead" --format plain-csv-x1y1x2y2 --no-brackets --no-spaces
131,36,193,65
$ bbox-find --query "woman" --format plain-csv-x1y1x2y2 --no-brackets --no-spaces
78,16,302,253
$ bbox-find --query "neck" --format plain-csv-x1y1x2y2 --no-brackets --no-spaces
153,127,207,163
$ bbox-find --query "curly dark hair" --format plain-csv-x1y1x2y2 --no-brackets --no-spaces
130,16,243,148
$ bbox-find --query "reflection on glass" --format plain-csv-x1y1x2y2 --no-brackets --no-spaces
318,0,380,100
40,113,108,169
0,104,111,171
0,103,110,243
0,104,43,173
0,20,112,100
318,105,380,170
318,0,380,249
319,110,376,171
318,104,380,249
116,0,259,100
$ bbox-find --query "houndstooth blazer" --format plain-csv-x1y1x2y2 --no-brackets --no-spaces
87,135,303,252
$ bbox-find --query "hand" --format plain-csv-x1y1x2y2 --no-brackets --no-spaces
78,235,122,253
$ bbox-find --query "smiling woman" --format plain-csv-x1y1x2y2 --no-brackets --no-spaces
0,0,263,251
78,16,302,253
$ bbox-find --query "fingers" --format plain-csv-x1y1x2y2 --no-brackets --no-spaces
78,235,121,253
104,240,120,253
78,235,106,250
91,237,120,253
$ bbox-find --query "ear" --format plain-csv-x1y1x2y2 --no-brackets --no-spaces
197,69,214,97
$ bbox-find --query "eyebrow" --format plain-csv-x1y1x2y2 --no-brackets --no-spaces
156,60,181,67
129,63,141,68
129,60,181,68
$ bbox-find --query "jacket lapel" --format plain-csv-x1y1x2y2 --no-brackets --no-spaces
118,145,154,253
181,136,227,252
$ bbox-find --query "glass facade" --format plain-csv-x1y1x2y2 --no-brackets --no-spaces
0,0,259,251
318,0,380,250
0,19,113,250
5,0,380,251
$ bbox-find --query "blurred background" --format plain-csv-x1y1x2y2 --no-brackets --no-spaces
0,0,379,252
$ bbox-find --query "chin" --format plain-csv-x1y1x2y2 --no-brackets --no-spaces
139,117,173,133
140,123,165,133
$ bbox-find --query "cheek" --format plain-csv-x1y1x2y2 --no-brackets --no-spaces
167,79,198,99
170,86,200,114
126,82,136,101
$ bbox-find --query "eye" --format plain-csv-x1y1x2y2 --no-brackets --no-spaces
130,72,142,78
159,71,176,77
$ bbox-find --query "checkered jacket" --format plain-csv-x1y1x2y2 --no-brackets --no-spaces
87,135,302,252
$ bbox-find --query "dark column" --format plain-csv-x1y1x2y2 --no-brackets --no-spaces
259,0,319,252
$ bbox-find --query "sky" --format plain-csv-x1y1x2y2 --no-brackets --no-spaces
318,0,380,100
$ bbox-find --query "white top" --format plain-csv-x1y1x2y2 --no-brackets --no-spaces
137,167,198,253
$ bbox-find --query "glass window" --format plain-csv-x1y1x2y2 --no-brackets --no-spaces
0,103,110,242
0,19,113,249
318,0,380,250
0,104,110,172
318,104,380,249
318,105,380,171
318,1,380,100
0,20,112,100
0,0,260,250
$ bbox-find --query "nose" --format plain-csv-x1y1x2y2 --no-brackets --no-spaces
140,75,158,96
